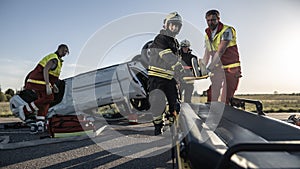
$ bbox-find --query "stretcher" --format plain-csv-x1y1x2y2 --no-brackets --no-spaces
173,99,300,169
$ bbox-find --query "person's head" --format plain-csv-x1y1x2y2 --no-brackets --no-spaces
163,12,182,36
205,9,220,31
180,39,191,53
56,44,69,58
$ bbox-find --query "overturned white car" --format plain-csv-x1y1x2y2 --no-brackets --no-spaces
10,59,150,121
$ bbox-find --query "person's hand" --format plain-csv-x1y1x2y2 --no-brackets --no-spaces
205,68,214,78
206,66,212,73
173,62,184,74
53,84,59,93
46,84,52,95
207,63,220,73
198,59,208,76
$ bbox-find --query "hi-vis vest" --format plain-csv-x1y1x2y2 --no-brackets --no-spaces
27,53,62,85
39,53,62,77
205,24,240,67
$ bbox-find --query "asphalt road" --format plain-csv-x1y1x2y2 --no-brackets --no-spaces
1,112,299,169
0,118,175,169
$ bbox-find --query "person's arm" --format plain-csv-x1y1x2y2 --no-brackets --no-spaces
208,40,230,70
43,59,57,95
208,27,233,70
201,48,211,66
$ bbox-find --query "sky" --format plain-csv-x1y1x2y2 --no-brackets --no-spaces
0,0,300,94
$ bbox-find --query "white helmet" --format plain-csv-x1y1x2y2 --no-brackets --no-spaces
180,39,191,48
164,12,182,34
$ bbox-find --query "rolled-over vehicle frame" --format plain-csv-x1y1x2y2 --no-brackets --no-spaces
47,60,149,118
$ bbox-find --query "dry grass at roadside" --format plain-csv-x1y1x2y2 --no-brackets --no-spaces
0,102,13,117
192,94,300,113
234,94,300,113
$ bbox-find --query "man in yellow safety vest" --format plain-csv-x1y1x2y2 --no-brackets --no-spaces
202,9,242,104
20,44,69,134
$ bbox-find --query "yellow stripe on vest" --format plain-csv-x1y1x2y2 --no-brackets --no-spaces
222,62,240,69
27,79,47,85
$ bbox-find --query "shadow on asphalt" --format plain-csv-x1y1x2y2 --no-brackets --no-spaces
0,135,173,169
0,120,174,169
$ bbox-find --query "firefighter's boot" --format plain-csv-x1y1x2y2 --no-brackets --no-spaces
154,123,164,136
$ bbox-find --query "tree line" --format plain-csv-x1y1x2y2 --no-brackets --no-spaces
0,88,15,102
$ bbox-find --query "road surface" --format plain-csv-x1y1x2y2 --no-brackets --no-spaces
0,118,175,169
1,112,299,169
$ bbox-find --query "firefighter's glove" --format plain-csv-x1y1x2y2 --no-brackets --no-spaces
172,62,183,74
53,84,59,93
166,111,176,123
175,102,180,114
46,84,52,95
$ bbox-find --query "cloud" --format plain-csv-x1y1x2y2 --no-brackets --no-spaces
0,59,35,90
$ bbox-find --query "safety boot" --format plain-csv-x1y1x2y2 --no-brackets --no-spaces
154,123,164,136
29,116,45,134
18,106,26,121
29,122,38,134
36,121,45,133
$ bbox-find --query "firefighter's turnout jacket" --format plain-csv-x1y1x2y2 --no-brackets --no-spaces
148,30,183,80
180,49,197,77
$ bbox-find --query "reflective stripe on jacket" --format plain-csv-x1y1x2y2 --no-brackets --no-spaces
148,66,174,80
148,30,181,80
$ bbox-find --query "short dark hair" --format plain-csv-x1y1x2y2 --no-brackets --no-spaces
206,9,220,18
58,44,68,50
58,44,69,54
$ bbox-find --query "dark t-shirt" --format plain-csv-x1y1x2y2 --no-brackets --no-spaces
181,49,197,67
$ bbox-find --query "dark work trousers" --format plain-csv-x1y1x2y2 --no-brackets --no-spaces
180,82,194,103
148,76,178,124
25,83,54,117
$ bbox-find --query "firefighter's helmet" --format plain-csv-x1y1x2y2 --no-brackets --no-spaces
180,39,191,48
163,12,182,34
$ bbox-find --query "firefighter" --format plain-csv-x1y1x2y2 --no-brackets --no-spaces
148,12,184,135
202,9,242,104
179,39,198,103
19,44,69,134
